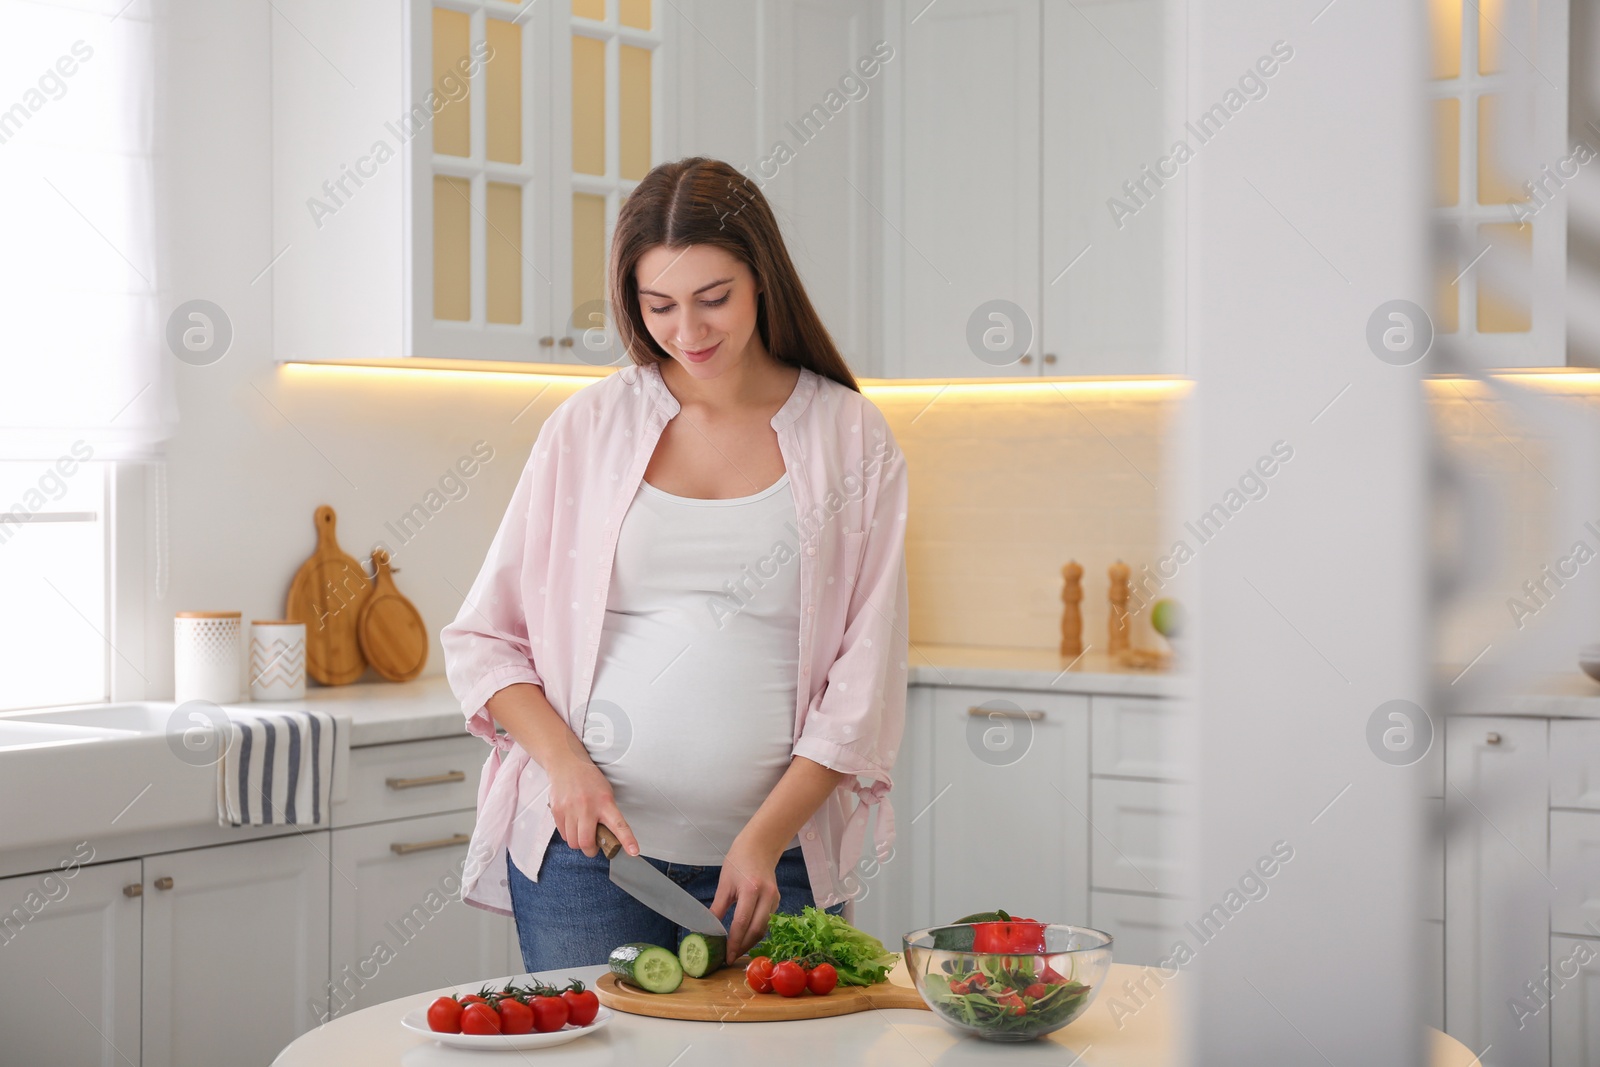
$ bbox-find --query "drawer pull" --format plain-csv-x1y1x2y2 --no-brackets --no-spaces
1486,732,1502,745
391,833,472,856
123,884,142,898
386,770,466,790
967,706,1045,721
154,876,174,891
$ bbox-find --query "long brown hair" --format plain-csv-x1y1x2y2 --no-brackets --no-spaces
608,157,861,393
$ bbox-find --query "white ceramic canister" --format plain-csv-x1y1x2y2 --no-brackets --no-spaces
249,620,307,701
173,611,243,704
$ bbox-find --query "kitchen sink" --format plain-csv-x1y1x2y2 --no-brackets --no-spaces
0,701,217,855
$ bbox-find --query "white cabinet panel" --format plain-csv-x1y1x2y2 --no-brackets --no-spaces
928,686,1089,924
1444,716,1550,1063
142,834,330,1067
1553,935,1600,1067
1551,720,1600,810
1089,890,1183,967
895,0,1041,379
0,859,142,1067
329,812,516,1015
1090,696,1184,781
336,735,486,828
1423,797,1444,923
1423,919,1444,1033
1090,778,1185,896
1552,811,1600,938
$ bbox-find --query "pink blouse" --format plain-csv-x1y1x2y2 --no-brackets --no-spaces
440,360,910,916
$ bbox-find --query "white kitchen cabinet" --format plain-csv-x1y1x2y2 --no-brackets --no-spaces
141,835,330,1067
1089,778,1185,897
0,859,142,1067
1090,695,1185,781
1444,715,1551,1065
329,812,516,1015
1551,811,1600,939
927,686,1090,925
1552,935,1600,1066
1088,889,1183,967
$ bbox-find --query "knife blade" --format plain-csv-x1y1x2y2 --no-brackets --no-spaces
596,823,727,936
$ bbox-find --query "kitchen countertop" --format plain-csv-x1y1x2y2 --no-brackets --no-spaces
269,961,1475,1067
262,645,1182,748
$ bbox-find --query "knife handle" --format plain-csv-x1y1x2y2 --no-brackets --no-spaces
596,822,624,860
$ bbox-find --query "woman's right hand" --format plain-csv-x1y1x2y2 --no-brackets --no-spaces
547,757,642,859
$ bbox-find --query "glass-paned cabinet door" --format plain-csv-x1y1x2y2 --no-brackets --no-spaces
1426,0,1568,367
556,0,661,367
409,0,552,361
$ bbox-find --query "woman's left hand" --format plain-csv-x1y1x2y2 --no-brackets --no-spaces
711,833,784,961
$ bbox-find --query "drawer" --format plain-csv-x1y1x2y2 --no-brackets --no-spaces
1551,721,1600,810
1088,891,1184,967
1090,778,1187,896
334,735,487,828
1551,810,1600,937
1551,935,1600,1063
1090,696,1185,781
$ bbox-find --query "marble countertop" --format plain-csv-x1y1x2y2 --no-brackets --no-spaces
271,645,1182,748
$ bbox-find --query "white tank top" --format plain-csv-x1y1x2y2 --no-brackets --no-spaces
582,471,803,864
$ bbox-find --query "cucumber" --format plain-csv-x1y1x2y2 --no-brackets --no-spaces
677,932,727,978
609,942,683,993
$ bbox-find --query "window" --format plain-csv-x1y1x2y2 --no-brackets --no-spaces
1427,0,1569,367
0,457,109,711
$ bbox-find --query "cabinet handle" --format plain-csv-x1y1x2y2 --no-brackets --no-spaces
386,770,466,790
539,336,555,347
154,876,174,891
1485,732,1502,745
123,883,142,898
1019,354,1033,364
391,833,472,856
558,337,574,348
967,706,1045,721
1042,353,1058,364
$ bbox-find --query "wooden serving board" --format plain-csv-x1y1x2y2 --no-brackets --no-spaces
594,958,929,1022
285,505,370,685
357,548,428,682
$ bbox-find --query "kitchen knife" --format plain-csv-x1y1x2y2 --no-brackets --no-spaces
596,823,727,936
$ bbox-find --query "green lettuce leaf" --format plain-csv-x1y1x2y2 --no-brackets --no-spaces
749,906,900,986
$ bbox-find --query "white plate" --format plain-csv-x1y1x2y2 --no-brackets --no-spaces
400,1005,614,1050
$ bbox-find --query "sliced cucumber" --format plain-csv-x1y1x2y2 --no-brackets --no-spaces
677,932,727,978
609,942,683,993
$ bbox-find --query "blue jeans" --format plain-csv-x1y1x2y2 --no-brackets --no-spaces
507,835,844,972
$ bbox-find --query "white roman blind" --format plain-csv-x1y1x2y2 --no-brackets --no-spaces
0,0,172,462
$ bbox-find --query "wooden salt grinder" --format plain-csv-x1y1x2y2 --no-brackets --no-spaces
1059,562,1084,658
1108,560,1131,654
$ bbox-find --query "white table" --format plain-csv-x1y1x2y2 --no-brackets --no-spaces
271,962,1478,1066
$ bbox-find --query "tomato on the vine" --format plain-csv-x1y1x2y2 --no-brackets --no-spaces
771,960,807,998
426,996,462,1033
460,1002,502,1034
562,982,600,1026
530,994,570,1033
746,956,776,994
806,963,839,996
497,998,534,1035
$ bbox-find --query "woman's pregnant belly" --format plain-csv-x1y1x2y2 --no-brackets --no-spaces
581,608,800,865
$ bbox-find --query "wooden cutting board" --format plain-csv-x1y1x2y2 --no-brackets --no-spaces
594,958,929,1022
357,548,428,682
285,505,370,685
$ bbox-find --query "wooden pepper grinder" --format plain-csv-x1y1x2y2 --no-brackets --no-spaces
1108,560,1131,655
1059,562,1084,658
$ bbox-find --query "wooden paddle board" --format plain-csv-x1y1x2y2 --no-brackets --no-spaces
357,548,428,682
285,505,370,685
594,957,929,1022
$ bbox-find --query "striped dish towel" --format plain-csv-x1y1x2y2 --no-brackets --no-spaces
217,710,350,827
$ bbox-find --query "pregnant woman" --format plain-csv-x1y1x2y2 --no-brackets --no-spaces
442,157,910,970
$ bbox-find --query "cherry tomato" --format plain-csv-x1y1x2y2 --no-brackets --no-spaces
746,956,776,994
806,963,839,996
994,991,1026,1016
459,994,489,1006
497,998,534,1035
771,960,807,998
1040,965,1069,985
562,987,600,1026
530,994,570,1033
426,996,462,1033
1024,982,1048,1000
460,1002,501,1034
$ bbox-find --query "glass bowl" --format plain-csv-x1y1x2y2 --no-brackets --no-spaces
901,923,1113,1042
